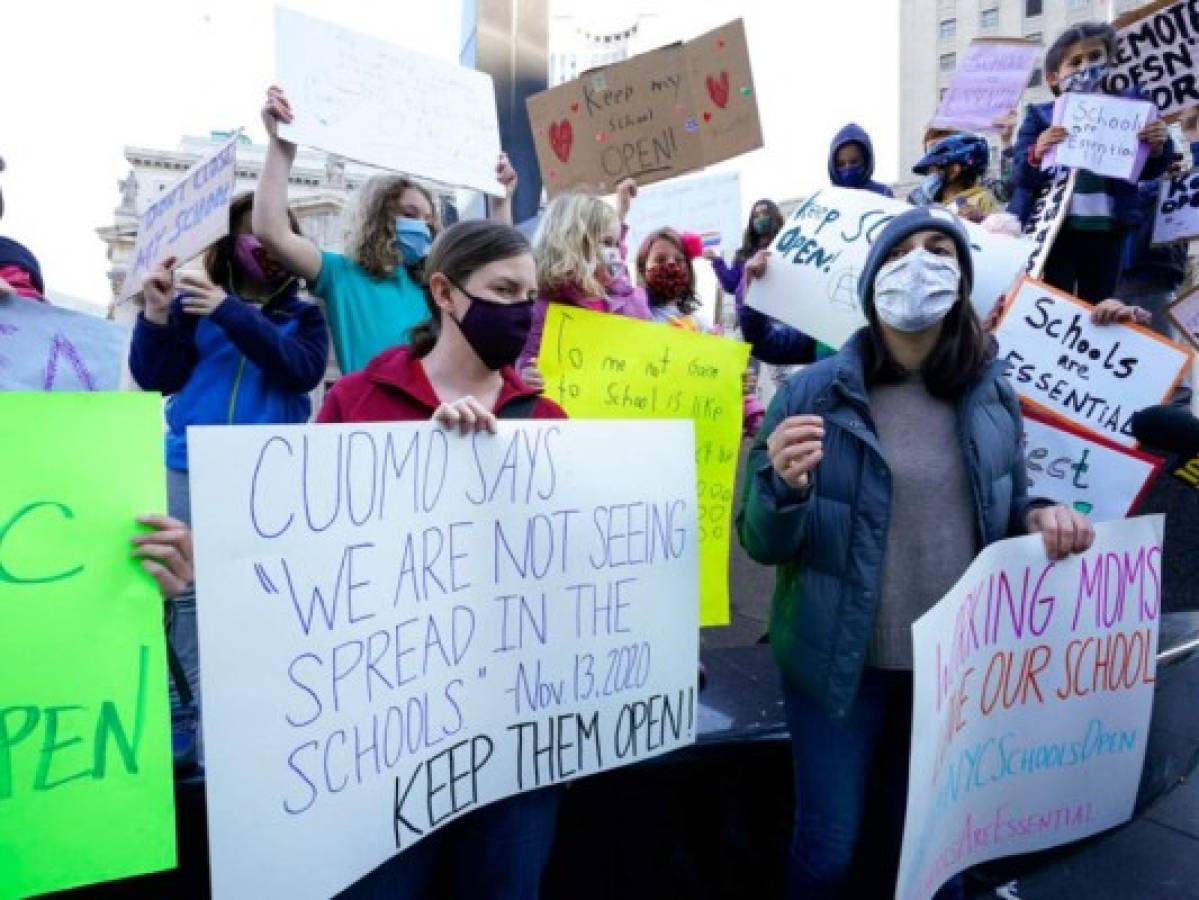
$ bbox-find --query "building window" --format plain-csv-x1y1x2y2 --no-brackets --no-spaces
940,87,949,100
1028,67,1043,87
1025,0,1043,16
940,52,957,71
981,7,999,28
1069,0,1089,9
1026,31,1042,43
939,18,956,38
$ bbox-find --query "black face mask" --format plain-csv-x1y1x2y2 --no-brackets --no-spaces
447,277,534,371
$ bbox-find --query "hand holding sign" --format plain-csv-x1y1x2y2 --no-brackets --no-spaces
432,397,500,436
131,514,195,601
178,270,227,317
262,85,297,152
141,257,176,325
1024,504,1096,560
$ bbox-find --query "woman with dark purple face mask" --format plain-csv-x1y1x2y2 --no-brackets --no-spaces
127,191,329,771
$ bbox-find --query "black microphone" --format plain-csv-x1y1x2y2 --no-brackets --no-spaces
1130,405,1199,489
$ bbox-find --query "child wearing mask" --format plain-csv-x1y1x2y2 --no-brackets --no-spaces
704,198,785,295
128,192,329,770
910,133,1000,222
828,123,894,197
1009,22,1171,302
517,191,652,383
0,236,45,300
254,86,518,374
638,228,712,331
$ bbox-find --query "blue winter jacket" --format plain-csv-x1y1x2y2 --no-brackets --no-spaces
129,280,329,470
1008,93,1174,228
829,124,894,197
737,330,1044,719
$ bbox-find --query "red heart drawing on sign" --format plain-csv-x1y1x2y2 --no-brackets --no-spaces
706,71,730,109
549,119,573,164
570,101,580,114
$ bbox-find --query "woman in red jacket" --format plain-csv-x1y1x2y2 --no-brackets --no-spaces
320,219,563,900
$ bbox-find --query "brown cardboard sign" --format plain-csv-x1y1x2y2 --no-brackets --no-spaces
526,19,762,195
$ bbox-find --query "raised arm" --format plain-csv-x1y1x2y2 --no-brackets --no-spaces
253,86,322,282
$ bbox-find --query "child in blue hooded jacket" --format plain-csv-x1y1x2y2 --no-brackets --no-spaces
828,123,894,197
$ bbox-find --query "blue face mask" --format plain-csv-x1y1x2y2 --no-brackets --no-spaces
1060,63,1109,94
918,172,946,204
395,217,432,266
835,163,867,187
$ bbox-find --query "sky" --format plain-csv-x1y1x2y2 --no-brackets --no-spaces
0,0,897,309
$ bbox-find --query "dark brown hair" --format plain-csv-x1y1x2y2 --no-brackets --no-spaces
409,220,533,357
862,279,992,401
1045,22,1117,94
736,199,784,263
203,193,301,294
636,228,700,315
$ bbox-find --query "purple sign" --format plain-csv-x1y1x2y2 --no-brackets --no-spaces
932,40,1041,132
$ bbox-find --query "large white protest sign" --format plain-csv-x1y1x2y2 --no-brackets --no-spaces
0,295,128,391
1167,285,1199,350
1107,0,1199,121
1152,167,1199,245
996,277,1192,447
623,170,742,263
746,188,1034,349
275,7,504,196
1023,168,1077,279
191,420,700,898
1045,93,1156,182
120,137,237,302
896,515,1164,900
1022,407,1163,523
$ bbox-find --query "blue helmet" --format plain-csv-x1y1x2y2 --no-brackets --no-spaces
913,133,990,179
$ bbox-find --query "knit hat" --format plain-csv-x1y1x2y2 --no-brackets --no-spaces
0,237,44,294
858,206,974,314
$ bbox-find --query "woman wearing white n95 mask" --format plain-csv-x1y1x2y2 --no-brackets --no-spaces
737,206,1095,900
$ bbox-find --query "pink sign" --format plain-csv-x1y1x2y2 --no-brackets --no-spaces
932,39,1041,132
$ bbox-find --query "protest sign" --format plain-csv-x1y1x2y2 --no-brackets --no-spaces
1021,406,1163,522
996,277,1192,447
1152,167,1199,245
896,515,1164,900
1107,0,1199,121
526,19,762,195
120,136,237,302
1023,168,1077,280
623,170,742,262
537,305,748,626
1044,93,1156,182
275,8,503,196
746,189,1034,349
1166,284,1199,349
191,420,700,899
0,295,127,391
931,38,1041,132
0,393,174,898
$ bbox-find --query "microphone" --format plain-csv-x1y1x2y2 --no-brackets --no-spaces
1130,405,1199,489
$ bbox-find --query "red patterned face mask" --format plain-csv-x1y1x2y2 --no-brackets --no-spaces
646,261,690,301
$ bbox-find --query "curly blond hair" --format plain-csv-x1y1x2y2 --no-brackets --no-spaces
343,175,439,279
533,193,618,299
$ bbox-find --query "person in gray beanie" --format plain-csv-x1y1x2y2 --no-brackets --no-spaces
737,205,1094,899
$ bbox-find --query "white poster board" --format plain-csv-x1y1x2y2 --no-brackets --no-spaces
0,296,128,391
120,137,237,301
191,420,700,899
274,7,504,196
746,189,1034,349
1044,93,1156,182
1107,0,1199,121
1022,407,1163,523
996,277,1192,447
1152,167,1199,246
623,170,743,263
897,515,1164,900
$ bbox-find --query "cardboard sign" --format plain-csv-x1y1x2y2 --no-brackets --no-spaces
191,421,700,899
1152,167,1199,245
0,393,175,898
746,189,1035,349
932,39,1041,132
1107,0,1199,121
623,170,742,263
526,19,762,195
120,136,237,302
897,515,1164,900
1166,285,1199,350
1023,168,1077,280
0,296,128,391
1021,406,1163,523
1044,93,1156,182
537,305,749,626
275,8,503,196
996,277,1192,447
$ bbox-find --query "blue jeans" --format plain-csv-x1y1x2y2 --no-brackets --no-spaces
783,667,963,900
342,786,561,899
